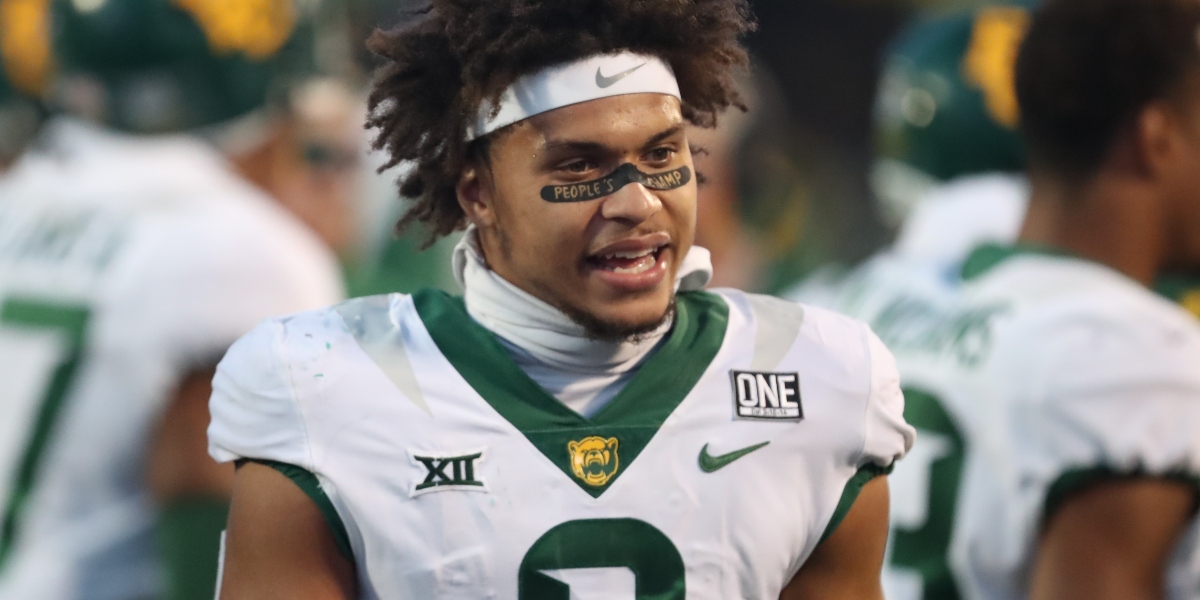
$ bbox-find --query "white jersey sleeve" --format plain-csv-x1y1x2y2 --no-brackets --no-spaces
208,318,312,467
1015,300,1200,487
790,301,915,472
864,328,914,470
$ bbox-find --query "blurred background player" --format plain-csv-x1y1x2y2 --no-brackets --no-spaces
788,0,1200,339
781,6,1036,596
843,0,1200,598
0,0,355,598
1004,2,1200,592
688,66,811,292
787,1,1033,313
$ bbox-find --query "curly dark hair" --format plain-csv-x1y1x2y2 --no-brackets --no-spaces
366,0,755,244
1016,0,1200,179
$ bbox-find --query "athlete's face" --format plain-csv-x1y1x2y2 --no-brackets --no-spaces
252,80,363,255
458,93,696,339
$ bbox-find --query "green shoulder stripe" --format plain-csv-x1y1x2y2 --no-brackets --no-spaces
243,460,354,562
413,289,729,498
960,243,1074,281
819,463,894,544
1043,466,1200,527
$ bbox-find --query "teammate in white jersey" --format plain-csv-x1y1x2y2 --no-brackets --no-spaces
867,0,1200,598
0,1,353,598
209,1,915,598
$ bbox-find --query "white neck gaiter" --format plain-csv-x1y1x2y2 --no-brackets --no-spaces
453,227,713,375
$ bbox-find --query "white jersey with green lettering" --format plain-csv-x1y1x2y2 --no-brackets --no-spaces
0,118,344,600
208,288,914,599
875,245,1200,600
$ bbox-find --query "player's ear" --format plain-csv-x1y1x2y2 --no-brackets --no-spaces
456,162,497,228
1135,101,1181,179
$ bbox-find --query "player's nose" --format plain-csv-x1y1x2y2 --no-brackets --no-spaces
600,182,662,223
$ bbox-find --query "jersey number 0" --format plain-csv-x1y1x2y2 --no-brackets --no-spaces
519,518,686,599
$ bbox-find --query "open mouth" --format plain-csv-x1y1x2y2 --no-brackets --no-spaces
584,233,672,293
587,245,667,275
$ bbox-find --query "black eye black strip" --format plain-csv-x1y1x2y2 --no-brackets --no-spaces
541,164,692,203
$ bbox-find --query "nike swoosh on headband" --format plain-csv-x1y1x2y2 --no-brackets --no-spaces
595,63,647,88
541,164,691,202
468,53,680,140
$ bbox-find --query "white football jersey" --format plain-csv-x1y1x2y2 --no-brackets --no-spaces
889,174,1028,273
0,118,344,600
208,289,914,599
786,173,1028,312
876,246,1200,600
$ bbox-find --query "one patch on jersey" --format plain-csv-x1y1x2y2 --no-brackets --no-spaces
730,370,803,421
408,449,487,497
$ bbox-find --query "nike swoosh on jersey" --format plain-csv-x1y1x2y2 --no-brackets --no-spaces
698,441,770,473
595,63,647,88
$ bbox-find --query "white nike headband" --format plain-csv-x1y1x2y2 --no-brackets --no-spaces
466,51,682,140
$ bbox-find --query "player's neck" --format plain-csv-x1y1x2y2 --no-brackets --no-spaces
1020,171,1164,285
455,230,680,373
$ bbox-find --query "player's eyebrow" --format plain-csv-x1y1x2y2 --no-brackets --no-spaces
541,123,686,156
541,138,609,155
640,124,686,150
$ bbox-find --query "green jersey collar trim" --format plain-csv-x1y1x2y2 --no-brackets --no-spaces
413,289,730,498
960,243,1076,282
818,462,893,544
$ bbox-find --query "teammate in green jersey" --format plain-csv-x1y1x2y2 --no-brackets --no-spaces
210,0,915,598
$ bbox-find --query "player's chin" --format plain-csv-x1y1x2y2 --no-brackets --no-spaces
565,290,676,342
566,248,679,339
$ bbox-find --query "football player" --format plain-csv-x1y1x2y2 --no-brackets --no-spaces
209,0,915,598
870,0,1200,598
995,2,1200,596
787,2,1034,313
0,0,350,599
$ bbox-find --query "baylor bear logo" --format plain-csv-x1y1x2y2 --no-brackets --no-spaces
567,436,619,487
